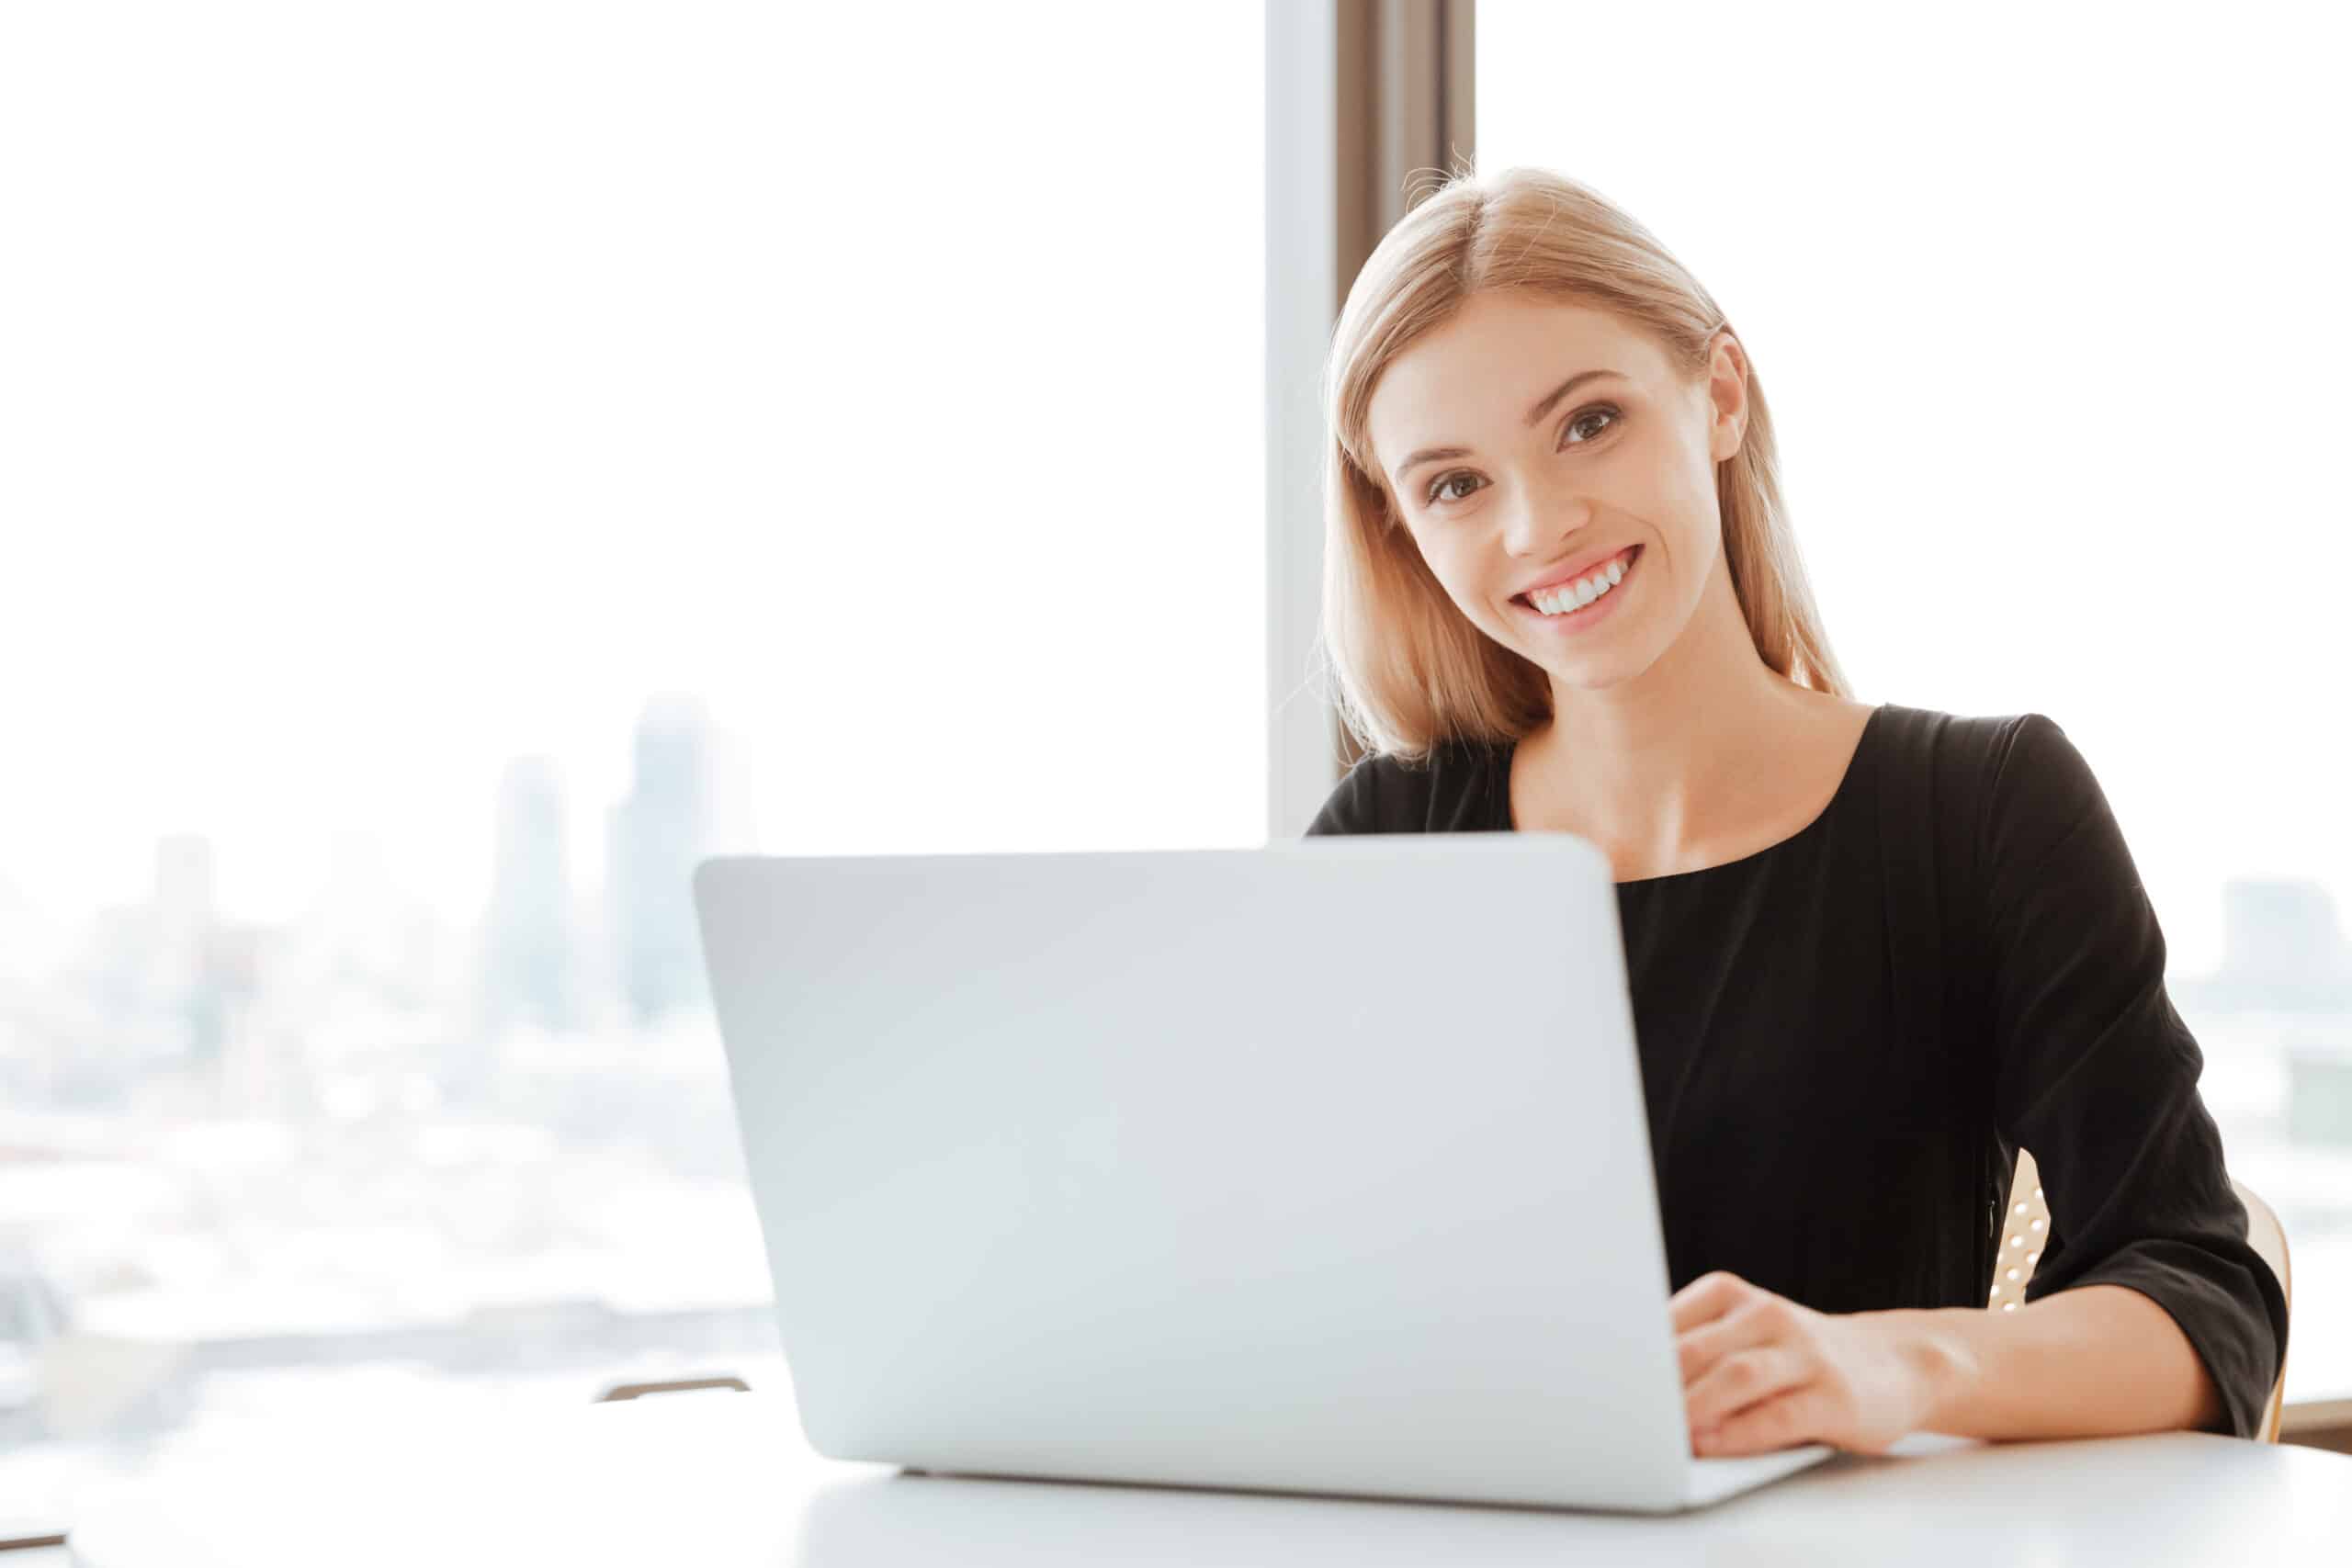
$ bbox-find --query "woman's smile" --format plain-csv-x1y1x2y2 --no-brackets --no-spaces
1511,544,1642,634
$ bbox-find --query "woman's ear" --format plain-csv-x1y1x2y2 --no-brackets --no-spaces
1705,333,1749,463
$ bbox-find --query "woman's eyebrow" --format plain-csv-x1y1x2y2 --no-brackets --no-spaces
1391,367,1627,486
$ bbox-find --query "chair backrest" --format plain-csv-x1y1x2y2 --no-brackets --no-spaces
1992,1150,2291,1443
2233,1179,2291,1444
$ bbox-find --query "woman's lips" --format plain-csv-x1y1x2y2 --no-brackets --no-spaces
1512,545,1639,633
1515,544,1641,604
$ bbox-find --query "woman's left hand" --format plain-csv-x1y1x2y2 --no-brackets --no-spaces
1672,1270,1959,1457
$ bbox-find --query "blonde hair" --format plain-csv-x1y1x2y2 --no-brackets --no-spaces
1315,164,1850,763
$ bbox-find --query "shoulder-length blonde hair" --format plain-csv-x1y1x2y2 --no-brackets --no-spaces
1315,164,1850,763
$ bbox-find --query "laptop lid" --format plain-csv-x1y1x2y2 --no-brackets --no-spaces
695,835,1824,1513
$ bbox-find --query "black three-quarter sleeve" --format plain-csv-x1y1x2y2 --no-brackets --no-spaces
1977,714,2289,1439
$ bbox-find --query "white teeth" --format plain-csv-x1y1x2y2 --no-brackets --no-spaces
1529,554,1632,616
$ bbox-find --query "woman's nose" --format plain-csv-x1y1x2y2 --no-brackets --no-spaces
1500,483,1591,555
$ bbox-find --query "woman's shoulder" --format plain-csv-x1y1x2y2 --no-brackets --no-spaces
1869,703,2091,795
1302,737,1507,836
1866,704,2116,874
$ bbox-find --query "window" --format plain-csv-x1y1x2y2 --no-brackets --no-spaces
1481,4,2351,1400
0,0,1265,1488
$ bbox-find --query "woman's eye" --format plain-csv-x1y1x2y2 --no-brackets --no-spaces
1566,405,1620,444
1422,404,1622,508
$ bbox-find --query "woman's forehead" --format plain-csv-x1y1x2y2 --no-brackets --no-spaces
1366,296,1662,468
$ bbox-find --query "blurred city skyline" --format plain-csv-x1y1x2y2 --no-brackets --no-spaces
0,692,763,963
2,695,750,1107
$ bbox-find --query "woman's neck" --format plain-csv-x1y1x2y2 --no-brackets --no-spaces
1520,558,1843,862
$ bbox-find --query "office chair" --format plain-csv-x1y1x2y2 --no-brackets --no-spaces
1992,1149,2291,1443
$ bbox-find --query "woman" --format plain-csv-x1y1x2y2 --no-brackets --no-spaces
1304,166,2286,1457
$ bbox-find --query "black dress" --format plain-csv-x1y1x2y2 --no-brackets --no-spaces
1302,703,2288,1441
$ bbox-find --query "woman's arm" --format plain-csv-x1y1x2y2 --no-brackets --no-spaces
1896,1283,2225,1438
1673,1272,2225,1456
1973,715,2283,1440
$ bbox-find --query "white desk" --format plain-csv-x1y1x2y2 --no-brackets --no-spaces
62,1391,2352,1566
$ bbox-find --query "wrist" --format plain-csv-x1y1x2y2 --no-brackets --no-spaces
1884,1307,1982,1434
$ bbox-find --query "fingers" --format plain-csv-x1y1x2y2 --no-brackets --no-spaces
1677,1291,1801,1384
1672,1276,1826,1452
1683,1344,1811,1436
1668,1269,1750,1333
1694,1386,1830,1458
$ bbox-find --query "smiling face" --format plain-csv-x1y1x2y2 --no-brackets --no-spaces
1363,289,1750,693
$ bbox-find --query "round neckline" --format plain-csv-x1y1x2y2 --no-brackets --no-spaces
1498,704,1886,888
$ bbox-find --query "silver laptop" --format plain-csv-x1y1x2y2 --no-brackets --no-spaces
693,833,1835,1513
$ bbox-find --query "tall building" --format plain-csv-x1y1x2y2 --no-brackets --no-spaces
2208,879,2352,1011
153,833,217,942
482,756,575,1035
607,697,720,1027
152,833,226,1064
2175,877,2352,1152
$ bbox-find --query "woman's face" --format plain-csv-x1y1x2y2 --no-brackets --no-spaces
1363,289,1749,692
